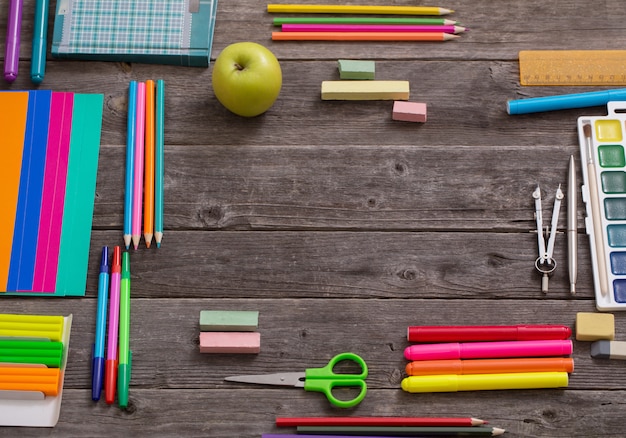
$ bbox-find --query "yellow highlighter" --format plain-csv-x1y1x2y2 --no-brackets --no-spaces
401,372,569,393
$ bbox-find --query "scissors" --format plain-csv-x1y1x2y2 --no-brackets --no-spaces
224,352,368,408
533,185,563,293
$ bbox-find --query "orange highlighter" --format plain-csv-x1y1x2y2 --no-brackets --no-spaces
406,357,574,376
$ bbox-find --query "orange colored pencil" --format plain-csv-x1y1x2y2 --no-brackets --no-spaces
143,80,156,248
272,31,458,41
405,357,575,376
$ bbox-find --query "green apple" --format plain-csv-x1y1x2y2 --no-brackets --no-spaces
212,42,282,117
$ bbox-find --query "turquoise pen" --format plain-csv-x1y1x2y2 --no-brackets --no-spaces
118,251,132,408
507,88,626,115
30,0,49,83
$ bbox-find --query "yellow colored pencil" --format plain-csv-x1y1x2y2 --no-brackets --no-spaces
267,4,454,16
144,80,156,248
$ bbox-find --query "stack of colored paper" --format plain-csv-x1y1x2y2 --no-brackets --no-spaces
0,90,103,296
401,324,574,394
0,313,73,427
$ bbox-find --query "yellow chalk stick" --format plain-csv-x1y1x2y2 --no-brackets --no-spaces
321,80,409,101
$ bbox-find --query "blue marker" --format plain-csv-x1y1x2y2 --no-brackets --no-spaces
92,246,110,401
507,88,626,115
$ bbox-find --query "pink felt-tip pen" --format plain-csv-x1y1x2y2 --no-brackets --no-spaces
404,340,573,361
104,246,121,404
132,82,146,250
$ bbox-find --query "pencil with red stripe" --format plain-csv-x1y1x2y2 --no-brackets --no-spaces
276,417,487,427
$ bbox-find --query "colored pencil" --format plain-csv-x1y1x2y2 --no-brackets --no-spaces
123,81,137,249
281,24,467,33
143,80,155,248
296,426,506,436
267,5,454,16
131,82,146,250
277,417,487,427
273,17,459,26
154,80,165,248
272,32,458,41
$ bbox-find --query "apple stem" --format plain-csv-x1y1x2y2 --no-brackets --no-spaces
234,63,244,71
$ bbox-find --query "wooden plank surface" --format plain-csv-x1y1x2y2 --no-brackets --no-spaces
2,0,626,436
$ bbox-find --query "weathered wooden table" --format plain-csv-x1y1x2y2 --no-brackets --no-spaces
2,1,626,436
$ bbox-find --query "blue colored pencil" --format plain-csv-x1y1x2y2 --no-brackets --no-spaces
154,80,165,248
123,81,137,249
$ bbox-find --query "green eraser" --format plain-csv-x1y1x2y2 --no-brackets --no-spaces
575,312,615,341
338,59,376,80
199,310,259,332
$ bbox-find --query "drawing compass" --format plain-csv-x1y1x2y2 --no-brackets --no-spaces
533,185,563,293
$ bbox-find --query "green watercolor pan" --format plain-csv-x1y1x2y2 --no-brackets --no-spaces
579,102,626,310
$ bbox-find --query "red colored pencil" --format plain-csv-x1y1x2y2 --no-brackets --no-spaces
276,417,487,427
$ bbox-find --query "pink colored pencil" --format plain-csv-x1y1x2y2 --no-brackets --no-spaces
33,92,73,293
276,417,488,427
272,31,458,41
131,82,146,250
281,24,467,33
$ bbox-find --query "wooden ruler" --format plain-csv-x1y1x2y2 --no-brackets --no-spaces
519,50,626,86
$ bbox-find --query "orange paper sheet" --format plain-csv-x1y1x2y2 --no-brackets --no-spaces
0,92,29,290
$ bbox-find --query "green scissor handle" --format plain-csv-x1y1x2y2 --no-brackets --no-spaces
303,352,368,408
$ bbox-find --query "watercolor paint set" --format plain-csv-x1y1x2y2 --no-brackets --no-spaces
579,102,626,310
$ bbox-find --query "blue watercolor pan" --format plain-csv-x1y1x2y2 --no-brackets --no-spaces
579,102,626,310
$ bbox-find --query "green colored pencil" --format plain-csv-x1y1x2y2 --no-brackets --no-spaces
273,17,459,26
297,425,506,436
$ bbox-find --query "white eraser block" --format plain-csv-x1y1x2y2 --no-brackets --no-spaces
392,101,427,122
199,332,260,354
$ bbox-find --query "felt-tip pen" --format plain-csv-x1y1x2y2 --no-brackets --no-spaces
405,357,574,376
507,88,626,115
105,246,122,404
404,339,573,361
118,251,132,408
407,324,572,343
92,246,109,401
401,372,569,393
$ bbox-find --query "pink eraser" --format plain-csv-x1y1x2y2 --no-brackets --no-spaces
199,332,261,354
392,101,427,122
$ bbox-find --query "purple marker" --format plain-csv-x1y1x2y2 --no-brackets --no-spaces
4,0,23,82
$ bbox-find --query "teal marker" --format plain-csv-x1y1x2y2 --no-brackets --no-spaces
118,251,132,408
507,88,626,115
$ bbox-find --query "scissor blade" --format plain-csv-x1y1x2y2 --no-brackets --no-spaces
224,372,304,387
